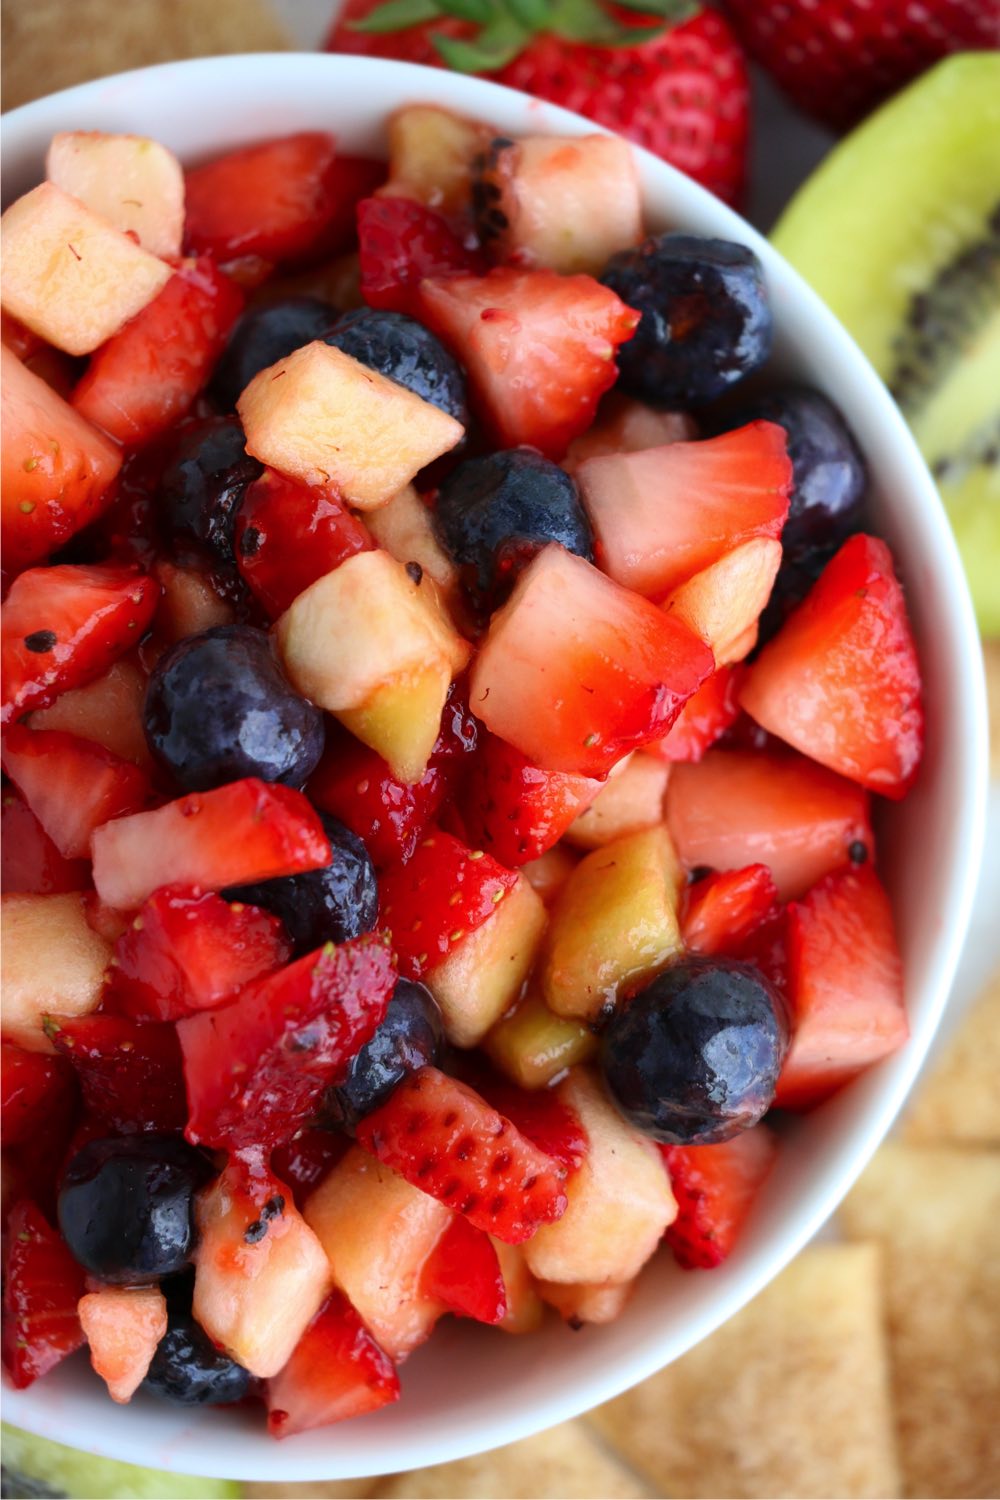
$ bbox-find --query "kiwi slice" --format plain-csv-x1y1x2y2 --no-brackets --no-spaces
0,1426,240,1500
771,53,1000,635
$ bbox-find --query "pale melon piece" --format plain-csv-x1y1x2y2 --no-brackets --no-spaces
484,988,597,1090
492,1239,545,1336
365,483,460,608
536,1278,634,1326
0,182,171,355
238,341,464,508
78,1285,168,1403
381,105,492,216
30,656,151,768
565,755,670,850
520,844,580,906
338,661,456,785
424,873,547,1047
563,393,696,472
46,132,184,259
305,1146,450,1361
525,1068,676,1286
1,892,111,1052
151,560,235,645
664,537,782,667
541,824,684,1022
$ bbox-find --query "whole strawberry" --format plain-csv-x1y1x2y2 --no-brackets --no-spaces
326,0,750,206
722,0,1000,132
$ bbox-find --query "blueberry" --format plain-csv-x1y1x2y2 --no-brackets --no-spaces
144,1311,251,1406
144,624,325,792
210,296,338,411
434,448,593,608
324,308,468,426
227,811,378,951
600,234,773,407
57,1135,211,1284
158,416,262,566
601,957,788,1145
322,978,445,1130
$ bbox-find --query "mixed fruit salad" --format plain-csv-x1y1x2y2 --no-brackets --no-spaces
0,107,923,1439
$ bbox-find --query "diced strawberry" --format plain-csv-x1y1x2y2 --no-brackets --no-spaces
0,788,89,894
266,1289,400,1438
1,726,152,859
2,1081,81,1222
271,1127,350,1211
78,1284,167,1403
662,1124,779,1270
90,779,330,911
71,257,244,448
458,732,603,867
471,544,715,778
666,747,873,901
1,347,122,573
1,563,159,725
477,1074,589,1174
1,1200,86,1389
180,933,396,1151
378,831,519,977
740,534,924,798
44,1013,188,1134
738,909,790,1012
234,468,374,619
776,865,908,1110
0,1042,77,1149
2,311,43,361
416,268,639,459
357,196,486,317
356,1066,568,1244
106,885,291,1022
681,865,780,958
82,893,132,945
419,1215,507,1326
647,665,745,764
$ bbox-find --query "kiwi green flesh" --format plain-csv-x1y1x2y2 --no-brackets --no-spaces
0,1428,240,1500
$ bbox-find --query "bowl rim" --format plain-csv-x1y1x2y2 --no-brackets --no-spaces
1,50,989,1483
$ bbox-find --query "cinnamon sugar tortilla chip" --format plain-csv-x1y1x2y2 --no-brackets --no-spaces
985,637,1000,780
245,1484,379,1499
904,970,1000,1146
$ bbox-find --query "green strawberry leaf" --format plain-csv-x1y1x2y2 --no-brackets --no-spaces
435,0,497,22
613,0,697,18
349,0,442,33
434,12,530,70
545,0,661,44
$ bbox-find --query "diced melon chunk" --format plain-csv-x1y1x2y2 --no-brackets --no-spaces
30,657,151,768
365,484,460,610
536,1278,634,1326
46,132,184,259
238,340,464,508
664,537,782,666
0,892,111,1052
484,989,597,1089
152,560,235,644
381,106,491,215
520,845,580,906
78,1286,167,1403
563,393,696,471
565,754,670,850
492,1239,545,1335
0,183,171,355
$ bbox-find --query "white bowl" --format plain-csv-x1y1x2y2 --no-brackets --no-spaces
2,52,989,1484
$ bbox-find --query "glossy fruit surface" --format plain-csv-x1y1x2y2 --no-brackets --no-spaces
2,1200,85,1389
211,297,337,411
46,1013,188,1136
144,1311,252,1407
325,307,467,425
323,977,445,1130
157,417,262,567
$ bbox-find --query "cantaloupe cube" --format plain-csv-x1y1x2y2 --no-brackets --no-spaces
78,1286,167,1403
30,657,151,768
565,754,671,850
536,1278,634,1326
1,183,171,355
238,341,464,508
492,1239,545,1335
484,989,597,1090
46,132,184,259
152,560,235,644
382,106,491,215
664,537,782,666
0,893,111,1051
365,483,460,611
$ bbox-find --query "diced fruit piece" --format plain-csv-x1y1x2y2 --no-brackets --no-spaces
1,563,159,725
458,732,602,867
664,537,783,665
46,131,184,258
563,392,696,470
477,1074,589,1173
739,534,923,797
524,1068,676,1284
565,754,669,850
0,1043,76,1148
271,1128,350,1210
420,1215,507,1325
1,312,43,359
235,468,374,618
576,422,792,599
378,831,519,978
78,1285,168,1403
1,726,151,859
46,1013,187,1133
474,133,642,275
0,789,89,895
193,1155,331,1379
90,779,330,911
777,865,908,1110
383,106,491,215
520,846,579,906
0,894,111,1052
356,1066,567,1244
666,747,873,901
151,561,234,644
536,1279,634,1326
681,865,780,958
492,1239,545,1335
541,825,684,1023
0,183,171,355
1,347,122,571
365,484,459,608
663,1124,779,1269
309,733,445,868
471,544,715,777
647,665,744,764
357,196,485,317
416,268,640,460
238,340,464,508
275,550,470,783
71,257,243,447
266,1290,400,1437
2,1200,85,1389
484,990,598,1090
180,933,395,1151
29,656,151,768
107,885,290,1022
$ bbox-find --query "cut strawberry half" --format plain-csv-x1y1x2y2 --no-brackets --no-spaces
71,256,244,448
681,864,780,958
44,1012,188,1135
1,725,152,859
89,778,330,911
477,1074,589,1174
356,1066,568,1244
180,932,396,1151
378,830,519,977
457,732,603,867
78,1285,167,1403
271,1128,350,1211
106,884,291,1022
234,468,374,620
662,1124,778,1270
357,196,486,317
2,1200,86,1389
0,788,89,894
740,534,924,798
1,563,160,725
470,544,715,777
1,1042,77,1149
266,1289,400,1438
776,865,908,1110
647,665,745,764
419,1215,507,1326
416,267,640,459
